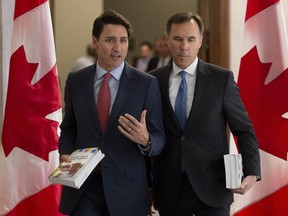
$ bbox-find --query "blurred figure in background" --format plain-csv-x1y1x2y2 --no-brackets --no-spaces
133,41,153,72
147,35,172,71
71,43,97,72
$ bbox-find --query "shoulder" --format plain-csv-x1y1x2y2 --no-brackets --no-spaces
198,60,233,78
149,64,172,77
66,64,96,85
125,63,156,80
69,64,96,77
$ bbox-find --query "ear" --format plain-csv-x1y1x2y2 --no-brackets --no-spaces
198,35,203,49
92,36,98,48
166,35,171,49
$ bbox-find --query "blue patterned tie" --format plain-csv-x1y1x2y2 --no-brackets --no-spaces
175,71,187,130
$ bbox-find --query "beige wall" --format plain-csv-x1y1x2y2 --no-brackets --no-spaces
54,0,103,99
53,0,288,101
104,0,198,63
54,0,197,99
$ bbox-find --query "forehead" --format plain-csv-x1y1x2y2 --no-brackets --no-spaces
100,24,128,37
169,20,200,36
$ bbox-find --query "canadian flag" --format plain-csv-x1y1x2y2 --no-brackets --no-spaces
0,0,63,215
232,0,288,215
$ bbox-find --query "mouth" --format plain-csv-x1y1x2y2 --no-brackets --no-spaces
111,54,121,58
178,54,189,58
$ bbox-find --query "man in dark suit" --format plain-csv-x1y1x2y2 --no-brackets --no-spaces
150,12,261,216
58,9,165,216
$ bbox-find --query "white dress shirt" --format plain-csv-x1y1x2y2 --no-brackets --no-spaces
169,58,198,118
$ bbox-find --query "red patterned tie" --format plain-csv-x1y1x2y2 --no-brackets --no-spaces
97,73,112,133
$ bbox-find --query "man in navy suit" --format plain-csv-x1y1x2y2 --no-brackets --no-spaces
58,9,165,216
150,12,261,216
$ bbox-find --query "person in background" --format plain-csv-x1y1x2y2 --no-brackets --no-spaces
71,43,97,72
133,41,153,72
58,9,165,216
147,35,172,71
150,12,261,216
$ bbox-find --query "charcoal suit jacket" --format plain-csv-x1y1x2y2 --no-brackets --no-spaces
150,60,260,210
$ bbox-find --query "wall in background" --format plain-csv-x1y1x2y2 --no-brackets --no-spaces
54,0,103,98
52,0,288,100
104,0,198,63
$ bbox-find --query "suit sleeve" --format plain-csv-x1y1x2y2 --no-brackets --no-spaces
143,77,166,156
58,74,77,155
223,72,261,178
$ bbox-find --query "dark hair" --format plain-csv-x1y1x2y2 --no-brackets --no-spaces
139,41,153,49
166,12,204,35
92,9,133,39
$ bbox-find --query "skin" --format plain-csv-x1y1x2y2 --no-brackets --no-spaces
157,38,171,58
166,19,202,70
92,24,128,72
166,19,257,195
139,44,152,58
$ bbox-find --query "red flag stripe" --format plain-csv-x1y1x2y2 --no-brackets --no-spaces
14,0,47,19
6,185,65,216
235,185,288,216
245,0,279,21
235,0,288,215
1,0,63,215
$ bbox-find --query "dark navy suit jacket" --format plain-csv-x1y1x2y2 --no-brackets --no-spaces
58,63,165,215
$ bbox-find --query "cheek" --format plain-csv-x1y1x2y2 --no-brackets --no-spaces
168,43,177,52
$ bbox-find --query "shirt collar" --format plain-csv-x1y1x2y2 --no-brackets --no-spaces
172,57,198,77
96,61,124,81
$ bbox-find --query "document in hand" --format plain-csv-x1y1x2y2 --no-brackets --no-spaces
48,147,105,189
223,154,243,189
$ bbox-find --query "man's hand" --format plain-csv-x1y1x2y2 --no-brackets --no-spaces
118,110,150,147
60,154,71,163
231,175,257,195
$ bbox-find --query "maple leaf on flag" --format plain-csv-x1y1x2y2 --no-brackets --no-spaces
238,46,288,160
2,46,61,161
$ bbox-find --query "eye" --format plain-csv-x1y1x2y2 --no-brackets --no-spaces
120,38,128,43
188,37,196,42
106,38,114,43
173,37,182,41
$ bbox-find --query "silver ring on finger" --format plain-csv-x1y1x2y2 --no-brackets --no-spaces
127,127,132,133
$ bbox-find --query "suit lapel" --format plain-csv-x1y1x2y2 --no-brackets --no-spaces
105,64,134,133
85,65,102,131
157,65,183,132
185,60,211,131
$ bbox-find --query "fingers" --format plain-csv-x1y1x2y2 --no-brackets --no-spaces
118,111,146,132
140,110,147,125
118,115,135,133
117,111,149,146
60,154,71,163
231,176,257,195
117,125,133,137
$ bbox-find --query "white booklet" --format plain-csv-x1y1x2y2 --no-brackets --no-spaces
48,147,105,189
223,154,243,189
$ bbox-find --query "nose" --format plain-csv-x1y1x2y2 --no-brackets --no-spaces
180,40,189,51
113,41,121,51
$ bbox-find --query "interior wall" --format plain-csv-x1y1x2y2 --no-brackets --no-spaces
52,0,288,100
54,0,103,99
104,0,198,63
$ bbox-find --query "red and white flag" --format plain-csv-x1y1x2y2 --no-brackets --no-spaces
0,0,63,215
232,0,288,215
